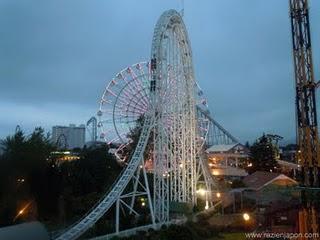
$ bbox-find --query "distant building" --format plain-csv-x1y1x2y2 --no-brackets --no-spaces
242,171,299,233
50,150,80,164
206,143,249,179
242,171,298,207
243,171,298,192
279,144,297,163
52,124,85,149
276,159,298,177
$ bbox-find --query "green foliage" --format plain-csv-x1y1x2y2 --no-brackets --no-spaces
248,134,278,174
170,201,193,214
230,179,246,189
124,115,153,162
0,127,56,226
0,126,122,231
112,221,223,240
56,145,121,228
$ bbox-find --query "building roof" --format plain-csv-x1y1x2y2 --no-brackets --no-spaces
206,143,238,153
212,166,248,177
277,160,299,169
243,171,297,190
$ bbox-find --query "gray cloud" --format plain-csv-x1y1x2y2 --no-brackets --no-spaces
0,0,319,143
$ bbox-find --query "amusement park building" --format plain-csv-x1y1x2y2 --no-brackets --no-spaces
52,124,85,149
206,143,249,178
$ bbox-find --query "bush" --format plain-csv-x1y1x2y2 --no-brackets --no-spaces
231,179,246,188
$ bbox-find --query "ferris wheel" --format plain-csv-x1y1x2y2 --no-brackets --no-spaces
97,62,211,162
97,62,151,144
55,10,219,240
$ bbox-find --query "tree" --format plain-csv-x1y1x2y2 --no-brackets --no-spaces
248,134,278,174
0,126,124,229
0,127,59,226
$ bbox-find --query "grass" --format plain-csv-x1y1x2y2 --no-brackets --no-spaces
208,232,246,240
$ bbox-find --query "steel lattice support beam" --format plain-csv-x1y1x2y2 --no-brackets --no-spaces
196,106,238,147
289,0,320,236
290,0,320,186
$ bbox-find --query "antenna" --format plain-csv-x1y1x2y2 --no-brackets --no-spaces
180,0,184,17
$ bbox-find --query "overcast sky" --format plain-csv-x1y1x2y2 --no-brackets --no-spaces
1,0,320,144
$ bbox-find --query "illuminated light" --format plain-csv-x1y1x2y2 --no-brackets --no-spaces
179,163,183,168
243,213,250,221
212,170,219,176
14,201,32,222
196,188,206,196
141,202,146,207
247,163,252,167
216,192,221,198
140,165,143,169
208,163,214,167
21,179,25,183
205,200,209,210
212,157,216,161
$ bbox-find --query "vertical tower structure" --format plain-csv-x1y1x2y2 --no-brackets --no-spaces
289,0,319,235
151,9,198,222
290,0,320,187
55,9,218,240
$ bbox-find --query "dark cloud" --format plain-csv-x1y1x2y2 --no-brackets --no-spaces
0,0,319,143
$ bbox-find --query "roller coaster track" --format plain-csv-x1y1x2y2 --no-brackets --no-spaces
55,116,154,240
196,106,238,146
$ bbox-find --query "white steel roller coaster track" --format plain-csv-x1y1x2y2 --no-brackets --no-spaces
54,9,226,240
55,116,154,240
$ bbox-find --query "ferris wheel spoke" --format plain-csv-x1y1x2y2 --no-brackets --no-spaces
117,81,149,107
128,69,147,94
116,94,148,113
116,97,148,114
134,67,152,99
119,72,149,106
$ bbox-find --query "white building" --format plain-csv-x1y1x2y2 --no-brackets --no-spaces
206,143,249,178
52,124,85,149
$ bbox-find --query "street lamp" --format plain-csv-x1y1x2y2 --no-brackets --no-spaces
196,188,206,196
243,212,250,221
